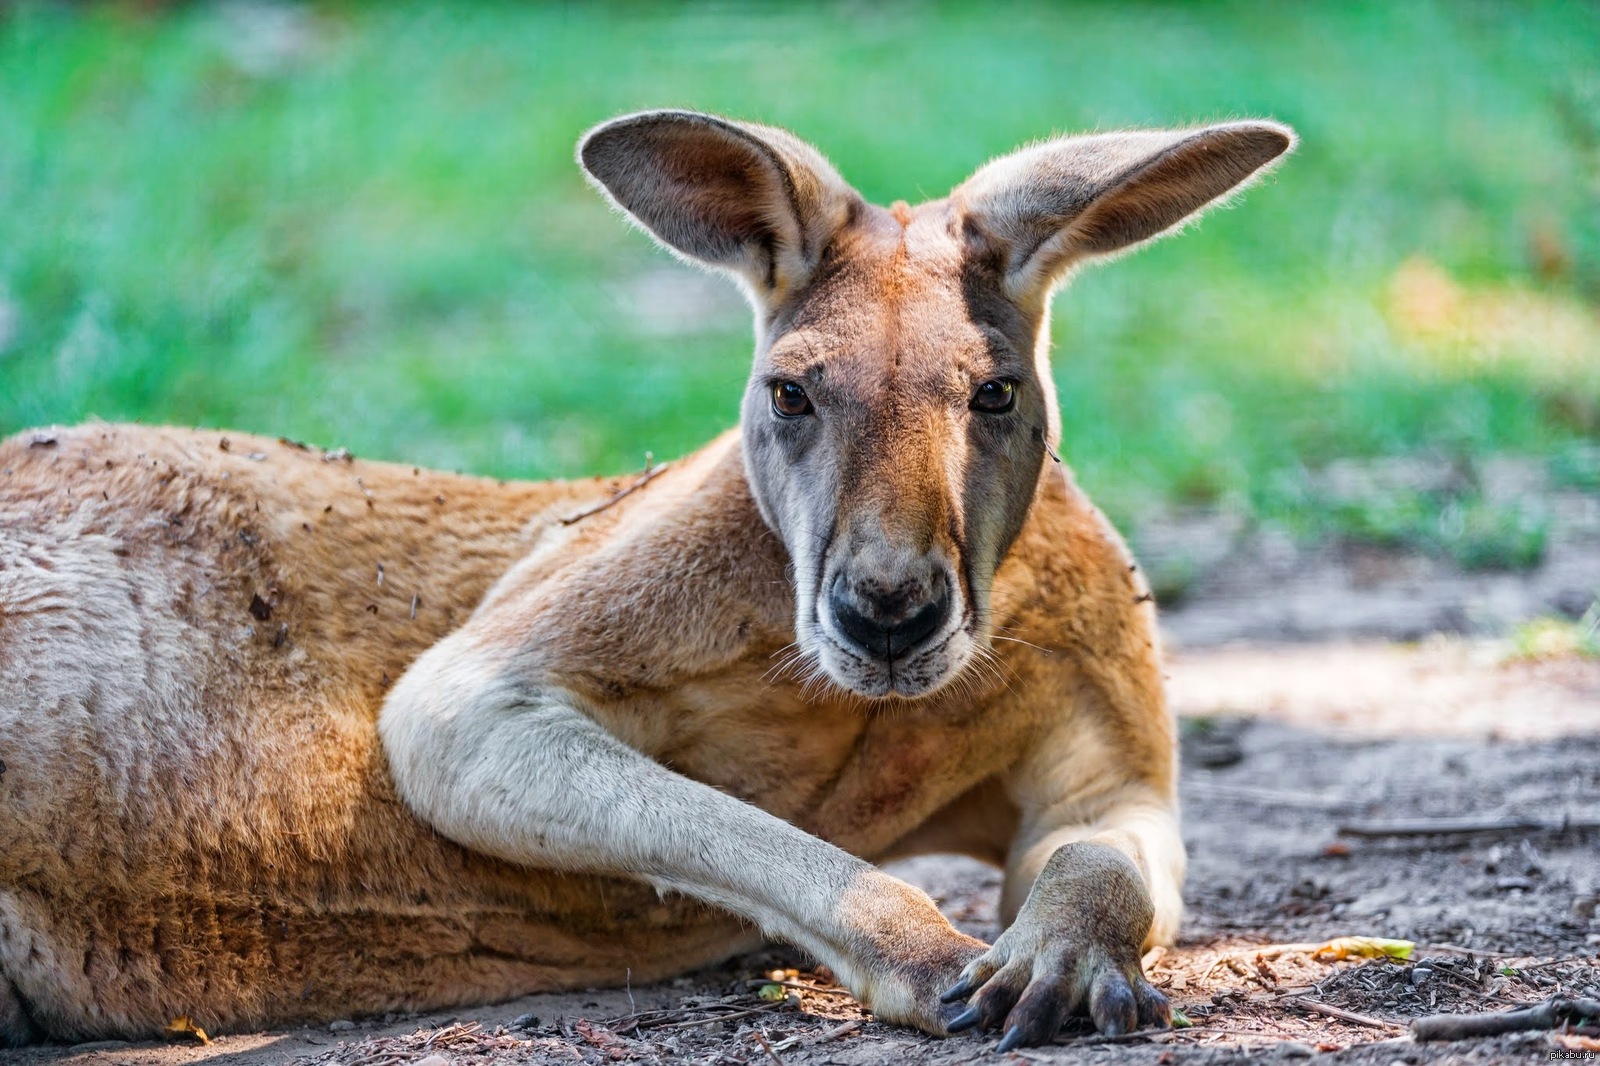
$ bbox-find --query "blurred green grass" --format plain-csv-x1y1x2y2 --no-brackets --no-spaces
2,1,1597,538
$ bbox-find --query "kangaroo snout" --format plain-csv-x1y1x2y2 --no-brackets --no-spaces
827,568,953,661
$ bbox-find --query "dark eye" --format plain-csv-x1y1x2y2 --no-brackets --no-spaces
971,379,1016,414
772,381,813,418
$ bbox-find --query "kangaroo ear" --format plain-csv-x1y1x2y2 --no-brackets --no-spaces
956,121,1296,302
579,110,859,307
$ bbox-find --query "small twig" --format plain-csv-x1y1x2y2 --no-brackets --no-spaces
816,1018,863,1043
1517,956,1599,973
1182,781,1360,811
1337,813,1600,839
654,1003,782,1031
768,1018,863,1053
1413,995,1600,1041
1414,942,1529,960
420,1021,479,1048
1285,996,1403,1031
559,458,669,525
1052,1024,1275,1047
744,978,854,997
612,1002,761,1034
752,1030,787,1066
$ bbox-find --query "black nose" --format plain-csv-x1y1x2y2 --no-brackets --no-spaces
828,577,952,661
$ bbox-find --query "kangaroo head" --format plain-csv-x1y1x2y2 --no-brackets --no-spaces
579,111,1293,699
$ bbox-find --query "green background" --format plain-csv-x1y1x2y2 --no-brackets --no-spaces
3,1,1597,543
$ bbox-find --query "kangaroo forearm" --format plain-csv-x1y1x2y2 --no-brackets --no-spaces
1004,801,1185,945
378,648,949,972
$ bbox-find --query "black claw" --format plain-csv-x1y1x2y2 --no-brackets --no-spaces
946,1005,982,1033
1090,970,1138,1037
940,977,973,1003
995,1025,1026,1053
1136,983,1172,1028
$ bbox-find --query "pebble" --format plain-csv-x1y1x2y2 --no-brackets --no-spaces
1410,966,1434,986
328,1019,355,1032
414,1056,451,1066
510,1012,539,1030
1278,1042,1314,1057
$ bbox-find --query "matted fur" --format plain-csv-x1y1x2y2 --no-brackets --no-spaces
0,111,1291,1049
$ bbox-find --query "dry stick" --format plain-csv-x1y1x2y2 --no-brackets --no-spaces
817,1019,863,1043
1415,942,1531,960
1518,956,1600,973
744,978,855,997
752,1031,787,1066
1182,781,1362,811
1285,996,1403,1031
1337,813,1600,839
614,1003,762,1034
768,1018,863,1054
1052,1025,1277,1048
654,1004,783,1031
558,461,670,525
1413,996,1600,1042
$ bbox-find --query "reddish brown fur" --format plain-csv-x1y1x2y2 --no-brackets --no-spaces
0,110,1293,1047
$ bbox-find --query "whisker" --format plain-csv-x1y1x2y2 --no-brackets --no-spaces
989,634,1054,655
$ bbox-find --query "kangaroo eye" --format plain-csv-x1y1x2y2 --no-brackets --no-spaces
971,379,1016,414
772,382,813,418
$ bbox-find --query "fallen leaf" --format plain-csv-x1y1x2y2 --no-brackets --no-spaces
1553,1032,1600,1051
757,983,787,1002
575,1019,629,1058
163,1016,209,1044
1312,936,1414,961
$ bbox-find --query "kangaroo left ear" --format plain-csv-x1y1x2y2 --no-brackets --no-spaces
955,121,1296,303
579,110,861,309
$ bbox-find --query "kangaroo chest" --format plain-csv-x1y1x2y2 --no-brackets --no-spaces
597,661,1026,860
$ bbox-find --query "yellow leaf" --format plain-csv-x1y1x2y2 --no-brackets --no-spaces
164,1015,210,1044
757,983,787,1002
1311,937,1414,961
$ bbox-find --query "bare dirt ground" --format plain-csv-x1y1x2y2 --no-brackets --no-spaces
13,496,1600,1066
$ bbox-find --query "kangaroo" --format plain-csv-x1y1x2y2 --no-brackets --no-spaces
0,110,1292,1051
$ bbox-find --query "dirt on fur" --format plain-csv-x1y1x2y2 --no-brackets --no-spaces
11,496,1600,1065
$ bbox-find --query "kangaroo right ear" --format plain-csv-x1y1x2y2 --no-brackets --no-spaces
579,110,859,308
955,121,1296,305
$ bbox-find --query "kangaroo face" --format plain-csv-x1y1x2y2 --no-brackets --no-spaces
742,208,1048,697
580,110,1293,700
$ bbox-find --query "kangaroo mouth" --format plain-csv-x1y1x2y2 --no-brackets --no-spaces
811,603,973,700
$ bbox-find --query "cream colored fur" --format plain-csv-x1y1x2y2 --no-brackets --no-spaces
0,111,1292,1050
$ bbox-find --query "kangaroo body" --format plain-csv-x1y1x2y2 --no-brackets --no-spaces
0,111,1292,1049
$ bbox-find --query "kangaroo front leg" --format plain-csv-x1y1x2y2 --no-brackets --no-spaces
943,718,1184,1050
378,636,983,1034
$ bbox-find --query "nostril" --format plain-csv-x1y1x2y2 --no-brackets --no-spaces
827,577,952,661
889,589,950,658
828,579,892,655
